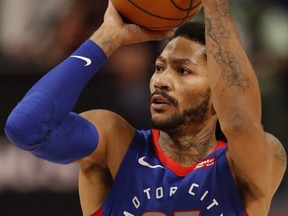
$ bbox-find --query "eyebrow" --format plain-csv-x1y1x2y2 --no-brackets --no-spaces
156,56,198,65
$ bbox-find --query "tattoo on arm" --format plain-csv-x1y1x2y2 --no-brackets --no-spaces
100,37,116,54
209,43,249,90
205,0,249,91
217,0,231,17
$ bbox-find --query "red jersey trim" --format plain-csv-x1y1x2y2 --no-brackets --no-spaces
151,129,227,177
90,207,102,216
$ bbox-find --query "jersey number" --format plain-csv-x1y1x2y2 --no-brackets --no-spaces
143,211,200,216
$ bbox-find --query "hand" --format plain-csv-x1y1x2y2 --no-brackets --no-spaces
90,1,173,56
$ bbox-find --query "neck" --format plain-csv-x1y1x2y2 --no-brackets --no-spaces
158,125,217,167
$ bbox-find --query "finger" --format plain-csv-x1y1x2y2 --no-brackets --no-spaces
143,29,174,41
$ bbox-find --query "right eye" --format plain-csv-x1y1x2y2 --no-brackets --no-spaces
154,64,164,73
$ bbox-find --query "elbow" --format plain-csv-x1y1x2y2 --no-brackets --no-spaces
5,114,31,150
4,92,55,151
5,106,41,151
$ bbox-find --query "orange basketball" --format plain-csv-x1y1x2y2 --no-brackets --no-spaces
111,0,203,31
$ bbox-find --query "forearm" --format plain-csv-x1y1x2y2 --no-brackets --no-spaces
25,40,107,123
202,0,262,131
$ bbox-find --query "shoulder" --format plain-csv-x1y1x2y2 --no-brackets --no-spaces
81,109,126,124
263,132,286,203
80,109,136,149
80,109,135,137
265,132,287,168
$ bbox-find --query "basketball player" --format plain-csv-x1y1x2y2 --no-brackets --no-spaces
5,0,286,215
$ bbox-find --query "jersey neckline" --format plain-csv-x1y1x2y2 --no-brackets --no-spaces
151,129,227,176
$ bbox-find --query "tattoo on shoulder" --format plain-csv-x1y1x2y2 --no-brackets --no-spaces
205,0,249,91
272,138,287,166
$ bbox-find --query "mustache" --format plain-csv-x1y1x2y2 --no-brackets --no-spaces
151,89,178,106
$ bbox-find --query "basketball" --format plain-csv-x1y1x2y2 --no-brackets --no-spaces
111,0,203,31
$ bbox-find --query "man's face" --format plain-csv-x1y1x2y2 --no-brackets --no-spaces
149,36,211,132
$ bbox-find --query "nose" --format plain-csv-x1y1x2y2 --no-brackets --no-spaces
152,70,173,91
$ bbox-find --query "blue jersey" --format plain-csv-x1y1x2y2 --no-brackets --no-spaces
93,129,248,216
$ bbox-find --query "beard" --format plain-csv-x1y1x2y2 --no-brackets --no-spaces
151,89,211,132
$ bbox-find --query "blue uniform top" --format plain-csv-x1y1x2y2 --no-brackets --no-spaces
92,129,248,216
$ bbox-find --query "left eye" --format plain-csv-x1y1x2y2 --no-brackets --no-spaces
178,68,190,75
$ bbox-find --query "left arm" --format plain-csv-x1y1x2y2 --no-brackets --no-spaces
202,0,286,210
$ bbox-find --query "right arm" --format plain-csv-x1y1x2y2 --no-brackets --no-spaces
4,2,170,164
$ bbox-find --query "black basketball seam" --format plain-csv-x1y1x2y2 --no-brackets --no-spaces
127,0,200,20
170,0,201,11
176,0,195,27
142,10,200,30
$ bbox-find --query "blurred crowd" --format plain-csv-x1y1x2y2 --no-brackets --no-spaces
0,0,287,215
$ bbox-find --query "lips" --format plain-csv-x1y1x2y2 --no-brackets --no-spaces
151,94,170,105
150,89,178,111
150,94,172,110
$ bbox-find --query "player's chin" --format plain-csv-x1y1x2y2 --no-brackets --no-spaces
150,109,170,124
150,106,166,118
150,114,175,131
150,115,165,128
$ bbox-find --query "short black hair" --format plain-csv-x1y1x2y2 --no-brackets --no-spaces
173,21,206,45
158,21,206,55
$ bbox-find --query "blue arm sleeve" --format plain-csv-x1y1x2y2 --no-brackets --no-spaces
4,40,107,164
